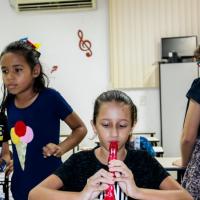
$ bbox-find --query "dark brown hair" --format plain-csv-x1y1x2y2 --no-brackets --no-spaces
93,90,137,126
0,40,49,113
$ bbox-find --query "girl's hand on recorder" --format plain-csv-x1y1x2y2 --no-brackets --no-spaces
109,159,139,198
81,168,114,200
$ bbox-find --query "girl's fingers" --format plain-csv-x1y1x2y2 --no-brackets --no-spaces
42,145,52,156
109,160,132,178
90,176,114,186
90,169,113,181
88,169,114,186
53,147,62,157
114,172,121,178
95,183,109,191
42,143,61,157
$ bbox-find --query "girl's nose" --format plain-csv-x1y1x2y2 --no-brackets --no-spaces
110,128,119,138
6,72,14,80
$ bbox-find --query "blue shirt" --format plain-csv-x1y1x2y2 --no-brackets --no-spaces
7,88,73,200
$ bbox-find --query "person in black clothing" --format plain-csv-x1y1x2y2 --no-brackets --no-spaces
0,112,12,173
29,90,192,200
173,46,200,199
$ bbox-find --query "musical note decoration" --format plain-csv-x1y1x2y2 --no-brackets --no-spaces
77,29,92,57
50,65,58,73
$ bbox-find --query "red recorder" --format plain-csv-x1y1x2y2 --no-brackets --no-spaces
104,141,118,200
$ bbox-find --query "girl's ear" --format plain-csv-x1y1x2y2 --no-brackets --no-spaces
32,64,41,78
90,120,97,134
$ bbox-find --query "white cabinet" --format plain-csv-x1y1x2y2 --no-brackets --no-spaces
159,62,199,156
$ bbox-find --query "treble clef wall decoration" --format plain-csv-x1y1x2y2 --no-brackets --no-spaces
77,29,92,57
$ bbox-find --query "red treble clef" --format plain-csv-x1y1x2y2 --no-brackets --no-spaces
77,30,92,57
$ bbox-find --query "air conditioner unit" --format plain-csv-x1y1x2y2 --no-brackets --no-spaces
9,0,96,12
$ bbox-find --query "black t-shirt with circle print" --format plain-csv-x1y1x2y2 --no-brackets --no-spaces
54,148,169,200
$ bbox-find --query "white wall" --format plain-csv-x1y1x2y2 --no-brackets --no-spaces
124,89,160,140
0,0,161,150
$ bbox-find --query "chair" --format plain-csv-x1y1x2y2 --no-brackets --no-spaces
129,136,156,157
0,151,13,200
0,168,9,200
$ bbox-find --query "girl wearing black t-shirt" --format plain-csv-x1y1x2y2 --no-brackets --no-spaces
29,90,192,200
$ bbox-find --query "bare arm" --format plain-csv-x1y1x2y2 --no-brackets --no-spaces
28,175,83,200
28,169,113,200
43,112,87,157
181,99,200,166
110,160,193,200
1,142,11,163
134,176,193,200
29,161,193,200
59,111,87,154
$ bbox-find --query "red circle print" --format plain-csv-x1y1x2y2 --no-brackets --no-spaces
15,121,26,137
